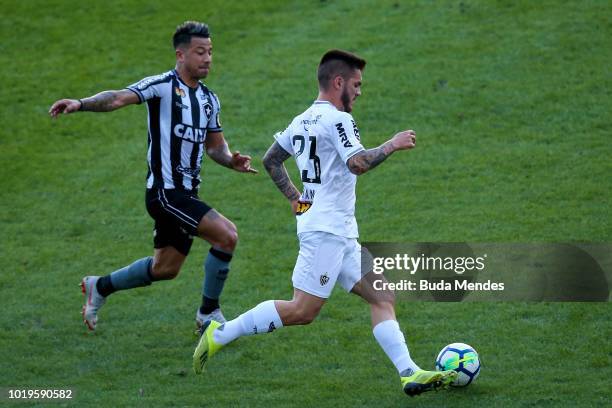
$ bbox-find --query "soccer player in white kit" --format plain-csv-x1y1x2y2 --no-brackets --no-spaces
193,49,457,396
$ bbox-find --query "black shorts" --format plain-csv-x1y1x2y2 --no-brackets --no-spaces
145,188,212,256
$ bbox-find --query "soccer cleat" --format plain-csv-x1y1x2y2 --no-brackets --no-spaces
400,368,458,397
196,308,226,330
193,320,224,374
80,276,106,331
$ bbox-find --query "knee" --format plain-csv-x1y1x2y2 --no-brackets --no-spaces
151,260,181,280
371,286,396,307
218,223,238,252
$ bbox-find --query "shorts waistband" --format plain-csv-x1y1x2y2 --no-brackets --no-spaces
147,187,199,195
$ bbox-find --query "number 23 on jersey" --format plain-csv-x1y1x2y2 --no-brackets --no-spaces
292,135,321,184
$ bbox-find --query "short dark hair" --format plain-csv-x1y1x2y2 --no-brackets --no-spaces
317,49,366,90
173,21,210,49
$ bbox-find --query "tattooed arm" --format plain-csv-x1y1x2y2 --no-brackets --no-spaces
347,130,417,175
263,141,301,205
49,90,139,117
205,132,233,168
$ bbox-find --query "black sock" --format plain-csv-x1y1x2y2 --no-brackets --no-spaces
200,296,220,314
96,275,115,297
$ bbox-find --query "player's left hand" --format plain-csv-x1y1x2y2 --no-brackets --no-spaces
49,98,81,118
230,151,258,174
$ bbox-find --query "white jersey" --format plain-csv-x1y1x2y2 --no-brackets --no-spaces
275,101,365,238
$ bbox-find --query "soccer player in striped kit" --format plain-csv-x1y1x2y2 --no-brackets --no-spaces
49,21,256,331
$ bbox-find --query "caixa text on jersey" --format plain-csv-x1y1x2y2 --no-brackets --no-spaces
173,124,207,143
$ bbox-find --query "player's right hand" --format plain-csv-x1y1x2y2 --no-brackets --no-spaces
391,130,416,151
49,99,81,118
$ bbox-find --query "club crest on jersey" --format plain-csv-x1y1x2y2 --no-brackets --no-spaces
320,273,330,286
295,201,312,215
335,123,353,148
202,102,213,119
174,87,186,98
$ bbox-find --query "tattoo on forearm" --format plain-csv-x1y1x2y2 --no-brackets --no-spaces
81,91,119,112
269,165,301,201
348,141,395,175
263,142,301,201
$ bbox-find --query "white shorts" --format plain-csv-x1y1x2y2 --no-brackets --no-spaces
292,231,362,299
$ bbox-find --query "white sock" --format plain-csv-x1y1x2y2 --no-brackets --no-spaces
373,320,421,375
213,300,283,345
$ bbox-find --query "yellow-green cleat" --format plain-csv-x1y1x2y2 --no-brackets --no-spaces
193,320,224,374
400,369,458,396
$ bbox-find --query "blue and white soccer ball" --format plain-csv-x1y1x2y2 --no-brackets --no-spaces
435,343,480,386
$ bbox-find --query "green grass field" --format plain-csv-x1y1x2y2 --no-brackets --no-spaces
1,0,611,406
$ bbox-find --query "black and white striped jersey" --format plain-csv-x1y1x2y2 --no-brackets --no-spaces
127,69,222,191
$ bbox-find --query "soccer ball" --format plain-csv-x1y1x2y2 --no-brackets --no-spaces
435,343,480,386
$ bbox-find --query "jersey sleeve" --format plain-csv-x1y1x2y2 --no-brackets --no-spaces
332,112,365,163
207,92,223,132
126,74,168,103
273,125,294,155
